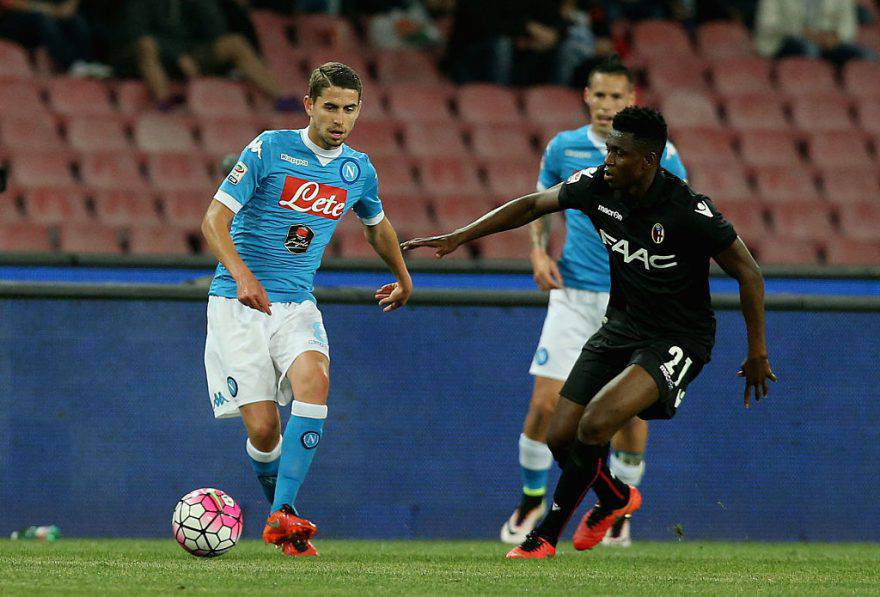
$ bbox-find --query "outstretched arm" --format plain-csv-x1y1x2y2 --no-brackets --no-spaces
713,238,778,407
401,185,563,258
364,217,413,312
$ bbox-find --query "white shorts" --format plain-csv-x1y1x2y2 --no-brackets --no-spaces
529,287,610,382
204,296,330,419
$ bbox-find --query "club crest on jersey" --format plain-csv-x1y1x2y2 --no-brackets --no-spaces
226,376,238,397
284,224,315,254
279,176,348,220
301,431,321,449
339,158,360,183
227,161,247,185
651,223,665,244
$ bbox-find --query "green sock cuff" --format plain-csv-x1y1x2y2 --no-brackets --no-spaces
522,486,547,497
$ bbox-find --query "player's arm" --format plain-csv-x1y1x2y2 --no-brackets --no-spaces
363,217,412,312
401,185,563,258
713,238,778,408
529,211,563,291
201,200,271,315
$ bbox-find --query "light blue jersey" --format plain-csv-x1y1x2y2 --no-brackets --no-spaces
210,128,384,303
538,124,687,292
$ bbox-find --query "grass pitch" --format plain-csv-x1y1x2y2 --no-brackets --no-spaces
1,539,879,595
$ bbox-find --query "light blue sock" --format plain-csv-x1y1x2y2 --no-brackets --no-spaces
271,401,327,512
246,436,282,504
519,433,553,498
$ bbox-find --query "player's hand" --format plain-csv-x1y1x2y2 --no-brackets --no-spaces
236,271,272,315
374,281,411,313
400,233,461,259
530,247,563,291
737,355,777,408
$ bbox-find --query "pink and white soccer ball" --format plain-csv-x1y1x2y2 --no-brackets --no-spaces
172,488,243,557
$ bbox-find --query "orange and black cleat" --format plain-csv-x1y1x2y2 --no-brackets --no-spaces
262,504,317,546
572,486,642,551
505,532,556,559
281,539,319,557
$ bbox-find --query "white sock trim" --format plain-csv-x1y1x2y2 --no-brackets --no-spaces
291,400,328,419
609,451,646,486
246,435,283,463
519,433,553,470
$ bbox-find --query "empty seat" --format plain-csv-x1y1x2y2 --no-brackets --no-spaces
250,9,292,52
200,119,264,156
791,95,855,132
415,156,484,196
431,194,494,228
697,20,753,60
767,200,831,240
0,117,63,150
48,78,114,116
267,52,308,95
370,157,418,195
23,188,90,225
523,85,585,128
776,58,836,97
824,237,880,265
291,13,356,49
346,121,401,158
159,192,209,229
477,226,531,259
135,115,198,152
754,166,820,201
714,202,767,243
93,191,161,226
838,202,880,241
188,78,250,119
0,80,48,118
756,236,820,264
670,128,737,168
0,40,32,78
146,153,213,192
0,222,51,252
0,194,22,223
386,83,455,123
67,117,129,152
855,98,880,134
843,60,880,100
457,84,522,125
270,113,309,131
115,80,153,115
660,91,720,129
469,125,535,160
711,57,774,98
59,222,121,253
725,95,788,131
374,50,441,84
806,131,873,168
648,63,708,96
680,163,753,201
819,166,880,204
127,225,192,254
738,130,801,168
375,194,435,237
632,20,694,60
402,123,467,158
10,150,75,188
80,151,142,191
483,159,540,197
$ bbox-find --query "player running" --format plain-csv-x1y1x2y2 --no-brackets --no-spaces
503,59,687,547
402,106,776,559
201,62,412,557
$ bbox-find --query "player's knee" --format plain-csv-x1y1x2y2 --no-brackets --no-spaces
249,420,280,451
300,368,330,401
577,409,615,445
529,392,558,425
546,433,571,467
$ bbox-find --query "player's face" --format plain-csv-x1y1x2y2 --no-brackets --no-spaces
584,73,635,136
304,85,361,149
603,131,656,190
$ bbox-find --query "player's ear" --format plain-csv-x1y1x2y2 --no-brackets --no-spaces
303,95,313,116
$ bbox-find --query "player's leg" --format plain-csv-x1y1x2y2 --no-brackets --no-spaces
240,400,282,503
603,416,648,547
133,36,172,103
213,33,283,100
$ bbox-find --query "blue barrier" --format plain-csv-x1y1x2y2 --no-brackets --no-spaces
1,298,878,542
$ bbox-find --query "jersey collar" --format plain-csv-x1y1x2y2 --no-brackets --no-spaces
300,128,343,166
586,125,608,156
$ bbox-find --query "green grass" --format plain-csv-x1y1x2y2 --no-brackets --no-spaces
1,539,879,595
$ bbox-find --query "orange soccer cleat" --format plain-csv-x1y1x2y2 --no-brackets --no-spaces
572,486,642,551
262,504,317,546
505,532,556,559
281,538,319,557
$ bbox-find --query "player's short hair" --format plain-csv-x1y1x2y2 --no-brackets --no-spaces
612,106,667,156
587,57,633,88
308,62,362,101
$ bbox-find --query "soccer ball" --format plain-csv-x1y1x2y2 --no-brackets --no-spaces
172,488,243,557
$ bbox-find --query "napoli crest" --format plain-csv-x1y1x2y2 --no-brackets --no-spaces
301,431,321,449
226,376,238,397
339,159,361,183
651,223,665,244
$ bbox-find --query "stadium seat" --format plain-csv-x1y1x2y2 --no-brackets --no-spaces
476,226,531,259
670,128,737,168
0,40,32,78
0,222,52,252
48,78,114,116
158,192,210,229
684,163,753,202
483,159,540,198
431,194,495,229
250,9,293,52
346,120,401,158
843,60,880,100
697,20,753,61
291,14,356,49
115,80,153,115
522,85,585,129
386,83,455,123
270,113,309,131
376,193,435,235
200,119,264,158
824,237,880,265
10,150,75,189
756,236,820,264
67,117,130,152
776,58,836,97
0,193,22,223
370,157,419,195
415,156,484,196
0,80,48,118
724,95,789,131
857,23,880,55
631,20,695,63
127,225,192,255
325,219,372,258
838,202,880,241
754,166,820,201
711,57,774,98
402,122,467,158
146,153,213,192
767,200,831,240
80,151,142,191
469,125,535,160
374,50,442,84
737,130,801,168
660,91,720,129
268,53,309,96
806,131,873,168
188,78,251,119
93,191,161,226
22,188,91,225
818,166,880,204
855,98,880,134
457,84,522,125
647,62,708,96
790,95,855,132
713,202,767,244
59,222,122,253
0,116,63,151
135,115,198,152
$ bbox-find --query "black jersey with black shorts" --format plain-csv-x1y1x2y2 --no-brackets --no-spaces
556,165,738,419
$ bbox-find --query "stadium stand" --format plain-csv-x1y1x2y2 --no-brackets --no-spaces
80,152,142,192
23,188,90,225
402,123,468,158
67,117,130,152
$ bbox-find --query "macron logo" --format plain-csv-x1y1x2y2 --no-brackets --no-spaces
695,202,713,218
598,204,623,221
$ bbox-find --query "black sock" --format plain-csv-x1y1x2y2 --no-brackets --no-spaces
517,493,545,522
534,440,605,546
591,445,630,509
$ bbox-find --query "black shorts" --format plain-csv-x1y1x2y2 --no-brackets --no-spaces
560,335,705,420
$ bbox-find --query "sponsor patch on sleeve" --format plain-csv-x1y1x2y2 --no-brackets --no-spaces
227,161,248,185
566,167,597,184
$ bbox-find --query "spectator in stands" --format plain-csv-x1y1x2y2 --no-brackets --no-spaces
600,0,671,22
755,0,874,66
0,0,110,76
365,0,450,50
555,0,617,86
120,0,298,111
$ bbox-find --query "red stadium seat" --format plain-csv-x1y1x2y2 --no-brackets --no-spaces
687,163,753,202
855,98,880,134
754,166,820,201
188,78,250,119
67,117,129,152
291,14,357,49
370,157,418,195
477,226,531,259
806,131,873,168
523,85,585,129
818,166,880,204
80,151,142,191
135,114,198,152
270,113,309,131
824,237,880,265
377,192,432,222
146,153,213,192
669,128,737,168
386,83,455,123
457,84,522,125
714,202,767,244
0,222,52,252
0,116,63,151
857,23,880,55
10,150,75,189
711,58,774,98
402,123,467,158
267,51,308,96
843,60,880,100
647,63,708,97
483,159,540,198
0,40,32,78
415,157,483,196
127,225,192,254
431,194,494,229
766,200,831,241
660,91,720,129
790,95,855,132
0,80,48,119
724,95,789,131
0,193,22,223
374,50,441,84
250,9,292,52
48,78,114,116
93,191,161,226
756,236,820,264
469,125,535,160
200,119,264,157
23,188,90,225
776,58,836,97
838,202,880,241
632,20,694,63
697,21,753,61
738,130,801,168
159,192,210,229
325,219,372,259
59,222,122,253
346,120,401,159
116,80,153,115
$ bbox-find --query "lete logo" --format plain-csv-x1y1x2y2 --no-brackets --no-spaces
279,176,348,220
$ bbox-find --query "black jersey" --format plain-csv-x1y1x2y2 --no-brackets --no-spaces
558,165,738,361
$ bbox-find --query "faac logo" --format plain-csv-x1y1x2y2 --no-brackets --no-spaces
278,176,348,220
599,229,678,270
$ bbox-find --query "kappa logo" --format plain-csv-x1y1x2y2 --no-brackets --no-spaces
227,161,247,185
694,201,713,218
598,204,623,221
280,153,309,167
279,176,348,220
599,229,678,270
247,137,263,159
213,392,228,407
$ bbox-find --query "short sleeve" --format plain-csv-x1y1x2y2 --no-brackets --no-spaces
662,141,688,182
557,166,600,212
536,136,562,191
351,159,384,226
215,131,272,213
690,196,738,256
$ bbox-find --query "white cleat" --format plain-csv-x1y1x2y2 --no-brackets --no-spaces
500,501,546,545
601,514,632,548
